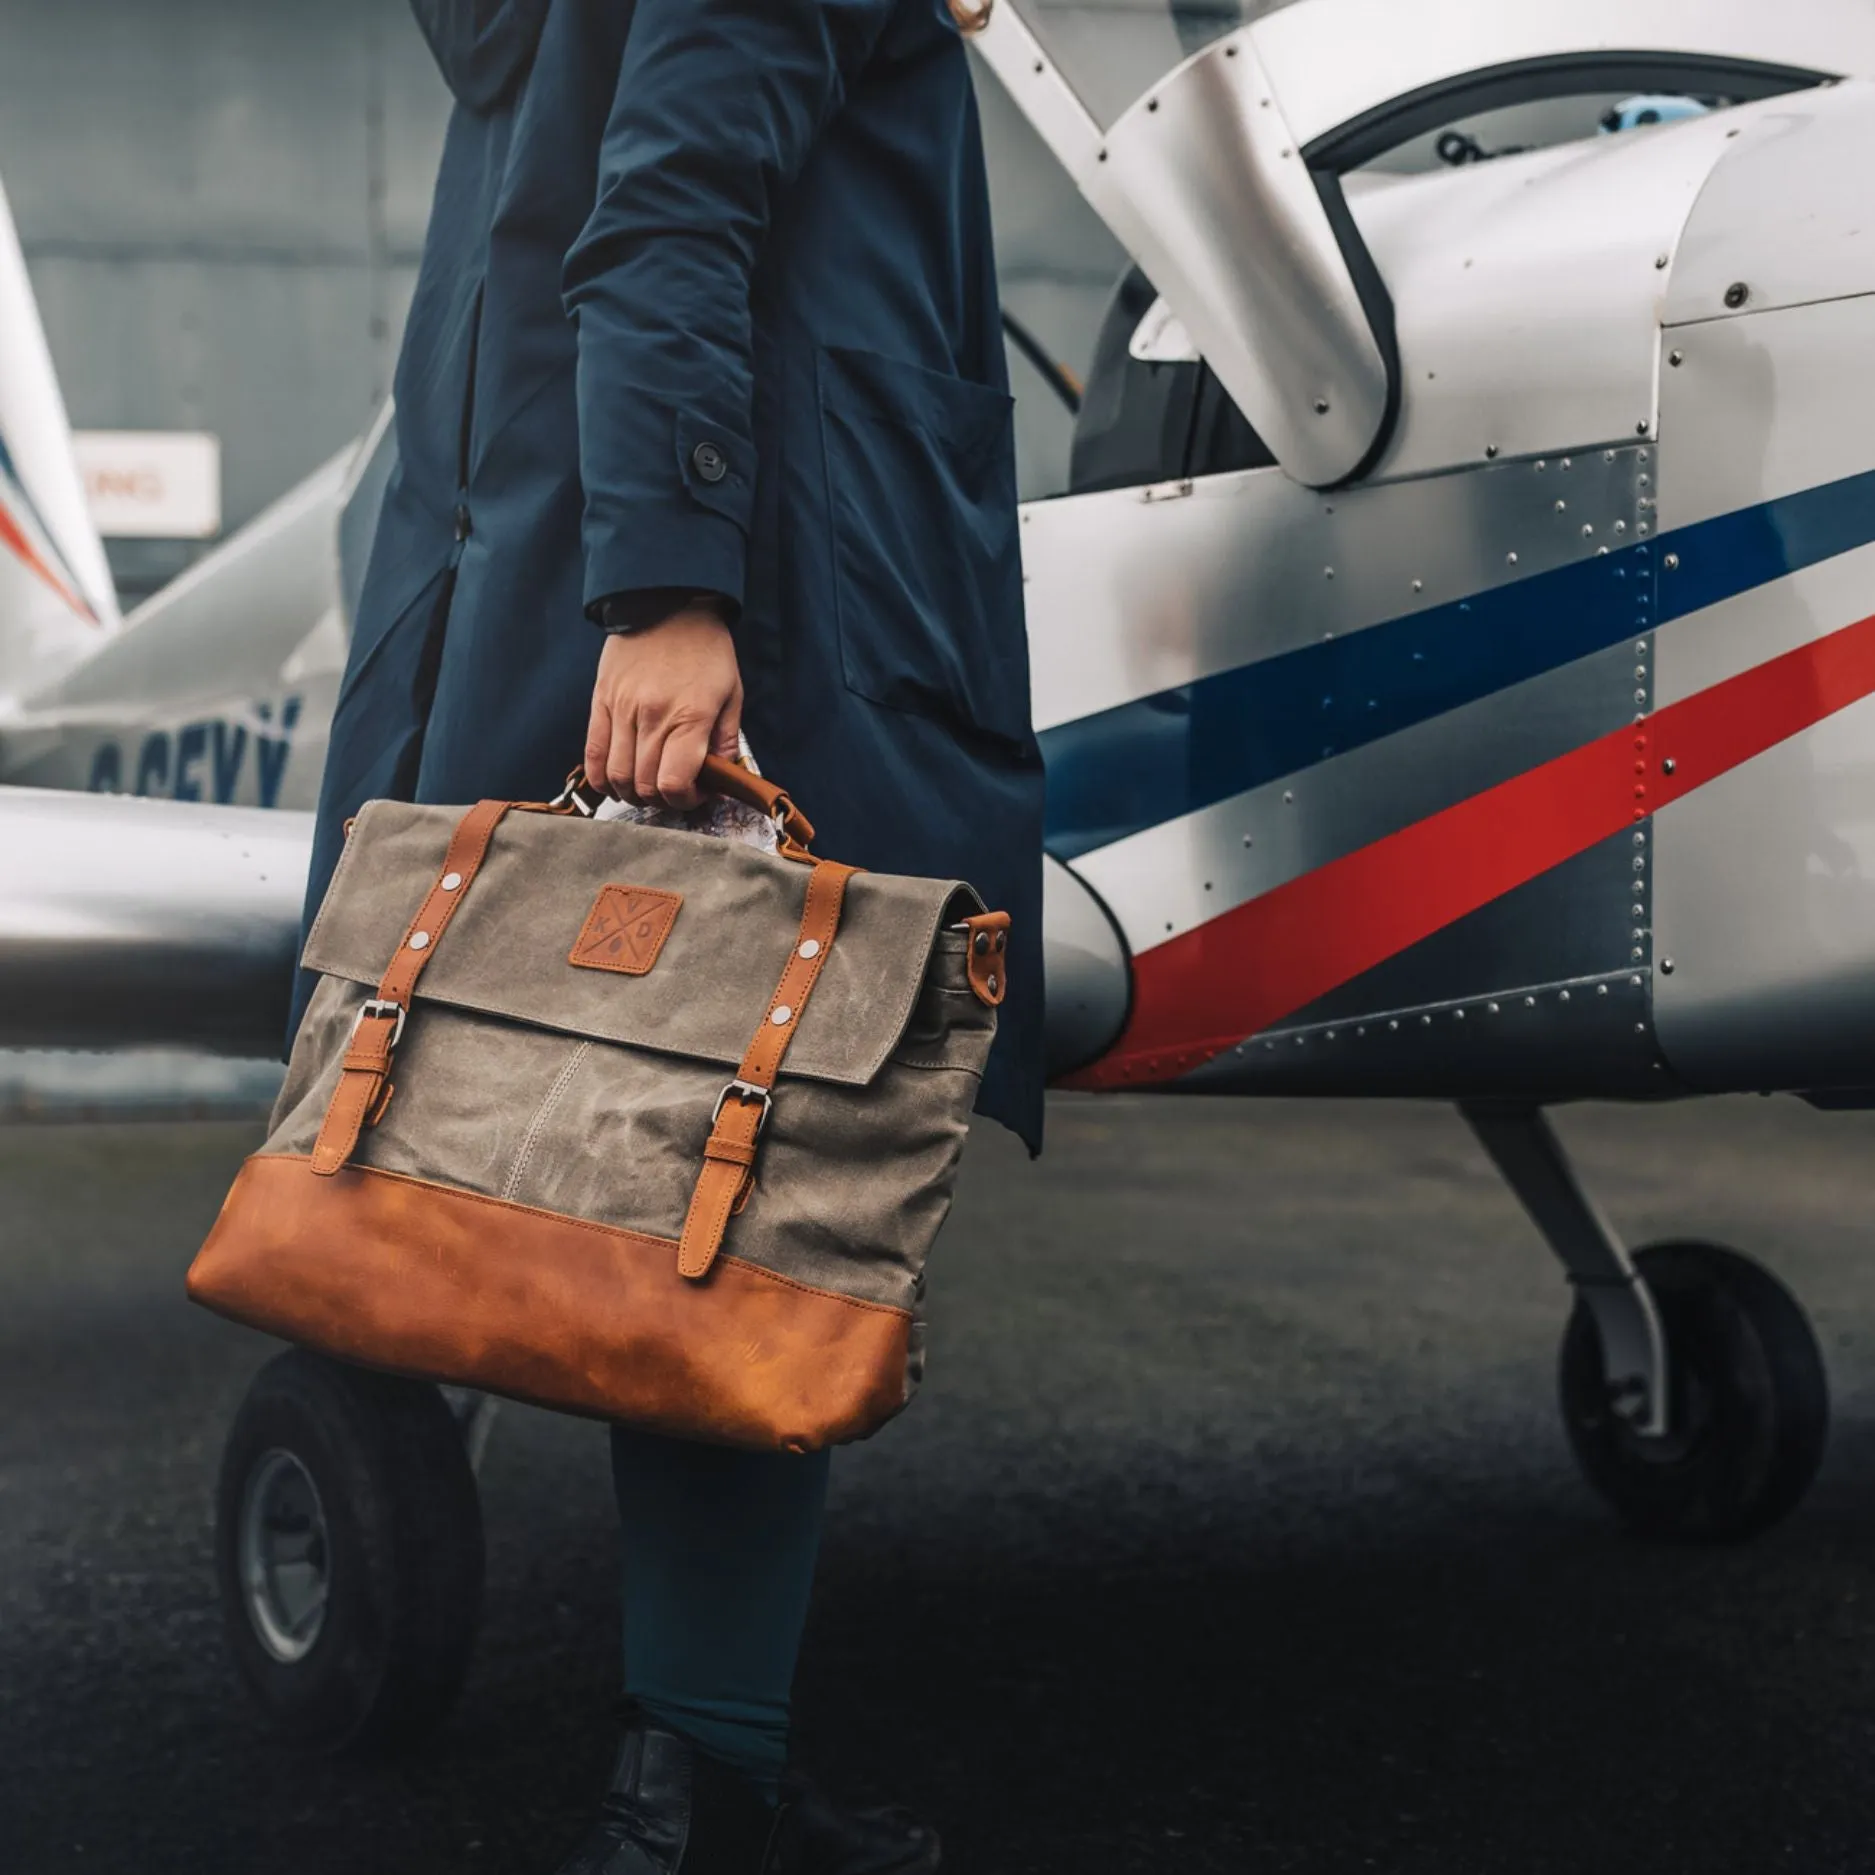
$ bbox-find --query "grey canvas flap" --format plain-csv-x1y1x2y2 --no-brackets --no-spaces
302,800,981,1088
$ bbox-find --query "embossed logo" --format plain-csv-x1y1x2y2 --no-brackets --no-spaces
570,884,683,977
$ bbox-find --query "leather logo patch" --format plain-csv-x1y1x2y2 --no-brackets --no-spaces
570,885,683,977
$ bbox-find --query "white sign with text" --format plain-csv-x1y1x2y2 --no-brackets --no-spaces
72,430,222,539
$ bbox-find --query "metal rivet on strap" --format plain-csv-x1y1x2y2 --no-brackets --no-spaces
441,872,463,891
798,939,820,960
987,974,999,996
973,932,990,955
771,1004,793,1026
409,931,431,951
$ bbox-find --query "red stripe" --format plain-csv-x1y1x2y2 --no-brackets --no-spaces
1065,611,1875,1090
0,493,93,620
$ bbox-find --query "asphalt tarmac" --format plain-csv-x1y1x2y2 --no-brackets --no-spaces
6,1094,1875,1875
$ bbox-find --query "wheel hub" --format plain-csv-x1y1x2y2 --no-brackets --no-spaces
237,1448,331,1664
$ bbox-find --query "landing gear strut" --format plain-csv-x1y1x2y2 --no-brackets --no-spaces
1463,1103,1829,1542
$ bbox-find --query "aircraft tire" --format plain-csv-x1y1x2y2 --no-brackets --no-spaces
1559,1241,1829,1544
213,1348,484,1755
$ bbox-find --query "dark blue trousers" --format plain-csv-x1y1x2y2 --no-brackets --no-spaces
610,1427,831,1793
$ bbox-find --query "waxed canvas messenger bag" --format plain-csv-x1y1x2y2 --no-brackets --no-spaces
187,756,1011,1452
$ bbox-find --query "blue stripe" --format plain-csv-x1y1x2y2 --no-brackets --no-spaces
1040,466,1875,860
0,420,89,606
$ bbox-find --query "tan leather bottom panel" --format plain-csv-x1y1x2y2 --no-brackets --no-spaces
187,1154,913,1451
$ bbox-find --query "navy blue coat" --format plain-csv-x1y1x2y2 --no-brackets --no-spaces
303,0,1045,1149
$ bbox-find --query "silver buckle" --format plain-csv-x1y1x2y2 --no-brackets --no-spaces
352,998,407,1048
549,778,600,817
712,1079,772,1135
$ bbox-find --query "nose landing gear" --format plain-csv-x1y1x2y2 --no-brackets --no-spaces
1560,1239,1829,1542
1464,1103,1830,1543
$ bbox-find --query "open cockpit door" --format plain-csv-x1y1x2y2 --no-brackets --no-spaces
976,0,1395,488
975,0,1875,491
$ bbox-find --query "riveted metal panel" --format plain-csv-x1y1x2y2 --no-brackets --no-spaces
1651,296,1875,1093
1181,961,1666,1101
1665,83,1875,329
1071,635,1651,959
1348,106,1737,480
1028,431,1662,1095
1267,827,1653,1040
1025,445,1650,740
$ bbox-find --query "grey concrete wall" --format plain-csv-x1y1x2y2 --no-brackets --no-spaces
0,0,451,595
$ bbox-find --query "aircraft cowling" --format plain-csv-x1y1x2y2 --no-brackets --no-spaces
0,789,309,1056
1042,855,1130,1079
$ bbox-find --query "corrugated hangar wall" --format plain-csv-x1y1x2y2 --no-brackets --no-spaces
0,0,451,597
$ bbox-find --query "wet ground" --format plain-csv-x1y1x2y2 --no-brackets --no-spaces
5,1094,1875,1873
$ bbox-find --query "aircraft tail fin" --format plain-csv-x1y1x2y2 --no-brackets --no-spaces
0,170,120,709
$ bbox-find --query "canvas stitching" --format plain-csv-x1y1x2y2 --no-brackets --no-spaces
501,1042,590,1201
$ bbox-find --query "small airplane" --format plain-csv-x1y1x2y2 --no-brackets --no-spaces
6,0,1875,1750
0,161,352,815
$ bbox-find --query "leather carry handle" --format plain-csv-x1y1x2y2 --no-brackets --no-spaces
548,755,816,859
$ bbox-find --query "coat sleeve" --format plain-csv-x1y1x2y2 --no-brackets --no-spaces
563,0,897,618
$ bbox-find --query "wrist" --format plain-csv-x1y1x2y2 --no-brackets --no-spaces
599,589,733,636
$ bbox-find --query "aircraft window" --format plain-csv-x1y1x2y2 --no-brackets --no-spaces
1068,269,1197,494
1066,265,1274,494
1187,364,1278,480
1356,92,1730,176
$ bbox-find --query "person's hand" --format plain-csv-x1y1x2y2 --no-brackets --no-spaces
585,610,743,809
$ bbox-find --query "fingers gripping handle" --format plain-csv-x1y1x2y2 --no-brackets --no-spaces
551,754,816,857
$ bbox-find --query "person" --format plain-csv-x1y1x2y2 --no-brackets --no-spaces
294,0,1045,1868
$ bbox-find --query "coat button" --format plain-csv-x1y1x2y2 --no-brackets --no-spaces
453,503,472,541
691,441,728,484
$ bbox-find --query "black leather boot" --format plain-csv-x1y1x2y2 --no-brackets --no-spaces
551,1714,941,1875
552,1717,776,1875
766,1774,941,1874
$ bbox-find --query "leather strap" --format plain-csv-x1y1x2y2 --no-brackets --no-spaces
546,755,817,861
676,858,856,1280
962,909,1011,1007
310,797,511,1176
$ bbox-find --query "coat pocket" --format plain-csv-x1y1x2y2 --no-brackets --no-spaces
817,346,1029,745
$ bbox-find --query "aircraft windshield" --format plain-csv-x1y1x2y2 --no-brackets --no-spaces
1017,0,1300,127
